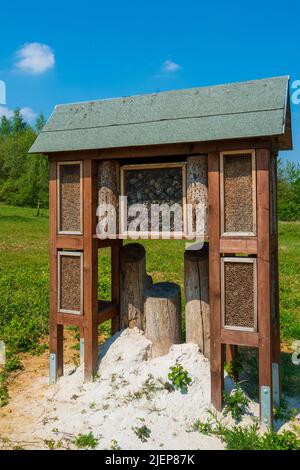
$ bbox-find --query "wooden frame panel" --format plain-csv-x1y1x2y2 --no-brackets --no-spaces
221,257,257,332
57,161,83,235
57,250,83,315
120,162,187,239
220,150,257,237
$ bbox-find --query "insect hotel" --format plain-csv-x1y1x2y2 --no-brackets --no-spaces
29,76,292,426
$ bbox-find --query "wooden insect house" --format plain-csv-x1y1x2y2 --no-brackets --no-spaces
29,76,293,426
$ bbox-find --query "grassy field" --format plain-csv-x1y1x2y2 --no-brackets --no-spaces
0,203,299,397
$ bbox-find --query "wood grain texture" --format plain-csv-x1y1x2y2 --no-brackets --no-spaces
120,243,148,329
49,161,63,378
256,148,273,423
208,151,224,411
186,156,208,238
83,159,99,381
144,282,182,358
97,160,120,238
111,240,122,334
184,244,210,358
48,138,275,162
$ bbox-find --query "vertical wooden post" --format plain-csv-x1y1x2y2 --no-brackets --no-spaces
49,161,63,381
257,148,273,425
271,152,281,405
111,240,122,334
208,151,224,411
83,160,99,381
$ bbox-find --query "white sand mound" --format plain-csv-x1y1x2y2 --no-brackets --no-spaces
29,328,258,449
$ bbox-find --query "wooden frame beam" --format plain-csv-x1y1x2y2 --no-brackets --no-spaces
83,159,99,381
257,148,274,425
208,151,224,411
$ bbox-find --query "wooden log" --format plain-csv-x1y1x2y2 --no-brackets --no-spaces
97,160,120,238
120,243,148,329
184,243,210,359
144,282,182,358
187,156,208,238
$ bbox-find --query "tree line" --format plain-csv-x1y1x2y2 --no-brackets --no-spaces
0,109,299,220
0,110,48,215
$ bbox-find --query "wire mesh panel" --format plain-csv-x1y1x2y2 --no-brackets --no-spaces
221,151,256,236
58,162,82,234
58,251,83,314
221,257,257,331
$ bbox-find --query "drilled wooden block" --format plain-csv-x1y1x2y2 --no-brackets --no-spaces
186,156,208,238
221,152,256,235
58,252,83,314
222,257,257,331
58,162,82,233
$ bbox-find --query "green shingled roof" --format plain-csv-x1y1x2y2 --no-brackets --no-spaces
29,76,292,154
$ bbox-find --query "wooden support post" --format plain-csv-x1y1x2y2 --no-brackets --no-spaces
257,148,273,425
111,240,123,334
270,152,281,406
208,151,224,411
120,243,148,329
83,159,99,381
184,244,210,359
49,161,63,381
144,282,182,357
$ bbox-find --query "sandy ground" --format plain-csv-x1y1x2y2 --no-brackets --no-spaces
0,328,298,450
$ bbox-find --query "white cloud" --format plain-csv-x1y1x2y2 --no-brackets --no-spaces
0,106,37,123
20,107,37,122
15,42,55,74
162,60,182,73
0,106,14,119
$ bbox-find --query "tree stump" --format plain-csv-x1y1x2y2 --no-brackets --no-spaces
186,156,208,239
120,243,148,329
144,282,182,358
97,160,120,238
184,243,210,359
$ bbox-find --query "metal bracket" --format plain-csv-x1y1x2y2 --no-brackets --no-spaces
272,363,280,408
80,338,84,364
49,353,57,385
261,385,272,426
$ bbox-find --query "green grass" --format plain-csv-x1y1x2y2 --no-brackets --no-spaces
0,203,299,399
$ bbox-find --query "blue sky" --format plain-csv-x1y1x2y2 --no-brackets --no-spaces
0,0,299,161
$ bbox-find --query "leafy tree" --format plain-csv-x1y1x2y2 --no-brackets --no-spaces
0,109,48,213
277,159,300,221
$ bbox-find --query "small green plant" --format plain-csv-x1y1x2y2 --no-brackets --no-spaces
190,418,214,436
73,432,98,449
44,438,55,450
191,409,300,450
168,361,192,394
0,371,9,407
4,356,23,372
132,419,151,443
273,398,298,421
110,439,121,450
223,386,250,422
